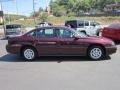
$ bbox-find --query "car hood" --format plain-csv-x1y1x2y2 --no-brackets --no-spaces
86,36,110,40
80,36,113,43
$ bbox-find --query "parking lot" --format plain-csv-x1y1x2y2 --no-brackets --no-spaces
0,39,120,90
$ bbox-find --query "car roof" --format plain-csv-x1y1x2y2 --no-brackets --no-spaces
38,22,51,24
109,23,120,28
36,26,68,29
65,20,95,22
25,26,75,35
110,22,120,24
33,26,74,32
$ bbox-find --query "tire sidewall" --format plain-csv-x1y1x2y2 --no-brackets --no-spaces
22,47,37,61
88,46,104,60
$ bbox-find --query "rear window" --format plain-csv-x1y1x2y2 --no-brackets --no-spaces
6,25,21,29
109,24,120,28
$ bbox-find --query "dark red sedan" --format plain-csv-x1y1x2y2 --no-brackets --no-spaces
6,26,117,61
102,23,120,41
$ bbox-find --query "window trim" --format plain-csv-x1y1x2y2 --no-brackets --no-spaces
55,28,75,38
26,29,37,37
36,27,57,38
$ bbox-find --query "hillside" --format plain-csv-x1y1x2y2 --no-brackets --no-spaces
4,14,27,24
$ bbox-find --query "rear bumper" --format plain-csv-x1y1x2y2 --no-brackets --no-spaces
106,46,117,55
6,44,21,54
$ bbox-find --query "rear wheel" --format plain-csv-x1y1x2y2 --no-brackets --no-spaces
88,46,105,60
22,47,37,61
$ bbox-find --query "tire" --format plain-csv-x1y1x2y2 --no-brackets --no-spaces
22,47,37,61
96,32,100,36
88,46,105,60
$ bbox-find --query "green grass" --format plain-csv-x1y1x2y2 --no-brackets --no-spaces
48,16,120,25
9,16,120,27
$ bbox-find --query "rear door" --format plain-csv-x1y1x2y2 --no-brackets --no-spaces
89,21,97,35
36,27,59,55
84,21,93,35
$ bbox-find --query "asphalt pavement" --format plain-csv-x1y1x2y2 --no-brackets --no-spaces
0,40,120,90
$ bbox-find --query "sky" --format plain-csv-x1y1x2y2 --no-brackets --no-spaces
1,0,51,16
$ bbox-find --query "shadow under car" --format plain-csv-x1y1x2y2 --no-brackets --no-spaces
0,54,111,62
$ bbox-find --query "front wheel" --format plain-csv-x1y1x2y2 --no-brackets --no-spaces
22,47,37,61
88,46,105,60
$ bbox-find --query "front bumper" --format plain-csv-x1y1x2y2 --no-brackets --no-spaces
106,46,117,55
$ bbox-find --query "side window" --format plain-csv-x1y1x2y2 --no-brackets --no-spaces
90,22,96,26
78,21,84,28
37,29,44,37
27,30,36,37
85,21,89,26
59,29,74,38
37,28,55,38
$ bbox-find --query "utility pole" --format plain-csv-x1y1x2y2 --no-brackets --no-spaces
15,0,19,22
33,0,36,25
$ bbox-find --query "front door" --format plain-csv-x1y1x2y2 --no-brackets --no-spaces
56,28,86,55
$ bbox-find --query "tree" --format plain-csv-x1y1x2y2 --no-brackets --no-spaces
39,12,48,22
50,1,66,17
49,0,119,17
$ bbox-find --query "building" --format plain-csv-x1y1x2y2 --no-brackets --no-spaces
104,3,120,12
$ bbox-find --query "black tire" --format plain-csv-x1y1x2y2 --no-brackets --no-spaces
87,46,105,60
22,47,37,61
96,32,100,36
